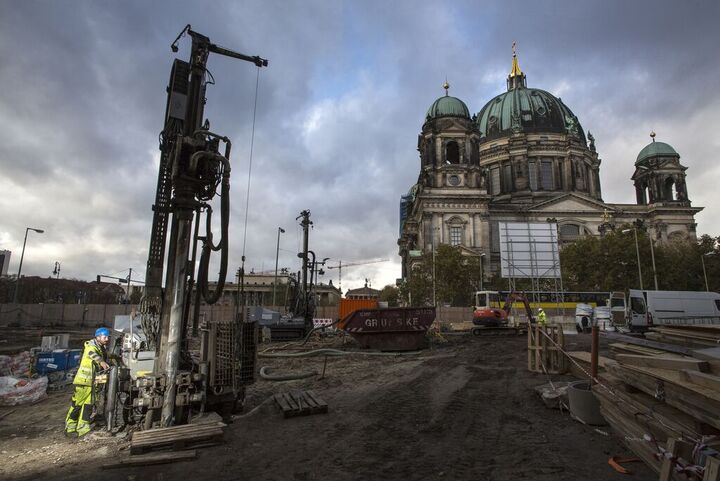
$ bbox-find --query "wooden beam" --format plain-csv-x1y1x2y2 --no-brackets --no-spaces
104,450,198,469
616,354,709,372
601,332,694,356
704,456,720,481
679,370,720,391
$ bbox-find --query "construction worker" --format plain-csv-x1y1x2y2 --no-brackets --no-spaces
537,307,548,327
65,327,111,437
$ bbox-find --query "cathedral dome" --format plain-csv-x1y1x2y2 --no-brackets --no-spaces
425,81,470,120
475,87,585,144
475,51,586,145
635,139,679,165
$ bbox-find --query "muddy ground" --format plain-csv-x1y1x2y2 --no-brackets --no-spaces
0,330,655,481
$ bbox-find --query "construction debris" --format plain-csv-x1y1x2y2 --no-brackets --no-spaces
104,450,198,469
130,422,225,455
273,390,328,418
590,325,720,478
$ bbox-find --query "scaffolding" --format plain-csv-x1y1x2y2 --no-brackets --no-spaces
499,222,565,317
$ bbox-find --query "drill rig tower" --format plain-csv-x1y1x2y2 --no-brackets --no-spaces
138,25,268,428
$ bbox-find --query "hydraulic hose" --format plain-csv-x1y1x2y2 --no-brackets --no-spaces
196,153,231,305
258,348,423,358
259,366,318,381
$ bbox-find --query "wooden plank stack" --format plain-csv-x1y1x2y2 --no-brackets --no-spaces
274,390,328,418
644,326,720,349
589,326,720,479
527,324,566,374
566,351,616,379
130,421,226,455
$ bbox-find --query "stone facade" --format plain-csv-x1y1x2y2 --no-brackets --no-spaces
398,56,702,280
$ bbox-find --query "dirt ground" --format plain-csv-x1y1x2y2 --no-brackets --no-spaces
0,330,656,481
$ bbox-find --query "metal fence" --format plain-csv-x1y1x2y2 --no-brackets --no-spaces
0,303,342,328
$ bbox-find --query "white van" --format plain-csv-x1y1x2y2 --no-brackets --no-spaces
627,289,720,331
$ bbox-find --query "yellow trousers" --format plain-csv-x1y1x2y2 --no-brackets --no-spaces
65,385,94,436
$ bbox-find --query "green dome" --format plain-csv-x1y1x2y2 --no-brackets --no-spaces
475,87,586,144
635,141,679,165
426,95,470,120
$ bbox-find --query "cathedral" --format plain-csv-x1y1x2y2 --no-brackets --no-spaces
397,50,702,280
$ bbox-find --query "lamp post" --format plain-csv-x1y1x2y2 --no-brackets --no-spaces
431,226,441,307
272,227,285,307
648,236,658,290
479,252,486,292
702,252,715,292
432,246,436,307
622,228,643,290
13,227,45,304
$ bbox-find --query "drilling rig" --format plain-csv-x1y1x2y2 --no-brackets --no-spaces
106,26,268,430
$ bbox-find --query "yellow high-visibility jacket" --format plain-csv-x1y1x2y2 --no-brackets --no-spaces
73,339,107,386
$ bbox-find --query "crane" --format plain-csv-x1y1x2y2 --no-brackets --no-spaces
325,259,389,291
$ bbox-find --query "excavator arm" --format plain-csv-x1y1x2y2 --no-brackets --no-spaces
502,292,536,324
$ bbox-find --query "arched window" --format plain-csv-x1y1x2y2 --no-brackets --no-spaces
559,224,580,237
446,216,466,246
445,141,460,164
663,177,677,201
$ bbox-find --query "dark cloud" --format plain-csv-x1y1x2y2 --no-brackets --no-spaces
1,0,718,289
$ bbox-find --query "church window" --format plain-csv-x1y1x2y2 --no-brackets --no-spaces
503,164,513,192
541,160,554,190
491,222,500,253
528,161,538,190
558,163,564,190
490,167,500,194
663,177,677,201
450,227,462,246
445,141,460,164
559,224,580,237
575,160,585,190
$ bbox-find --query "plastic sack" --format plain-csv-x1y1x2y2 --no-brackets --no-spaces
0,355,11,376
0,352,33,377
0,376,49,406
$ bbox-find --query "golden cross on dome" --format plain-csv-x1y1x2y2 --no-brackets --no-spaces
650,130,656,142
509,42,523,77
602,209,611,224
443,78,450,96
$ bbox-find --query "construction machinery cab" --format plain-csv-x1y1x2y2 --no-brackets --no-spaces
472,291,535,327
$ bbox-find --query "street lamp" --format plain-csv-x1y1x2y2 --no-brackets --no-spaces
13,227,45,304
431,226,441,307
621,228,643,290
272,227,285,307
479,252,486,292
648,235,658,290
702,252,715,292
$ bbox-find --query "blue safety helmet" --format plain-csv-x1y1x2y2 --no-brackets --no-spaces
95,327,111,337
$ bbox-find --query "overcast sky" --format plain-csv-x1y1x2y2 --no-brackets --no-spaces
1,0,719,293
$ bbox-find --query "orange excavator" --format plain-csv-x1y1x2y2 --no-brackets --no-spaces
472,291,535,327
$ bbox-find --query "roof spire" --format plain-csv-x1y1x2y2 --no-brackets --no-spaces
650,130,656,142
510,41,523,77
443,78,450,96
507,41,527,91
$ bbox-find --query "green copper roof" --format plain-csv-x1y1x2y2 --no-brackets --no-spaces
636,141,679,165
426,95,470,120
475,87,586,144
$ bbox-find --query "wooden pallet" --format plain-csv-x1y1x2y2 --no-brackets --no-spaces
527,324,566,374
274,390,328,418
130,421,225,455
